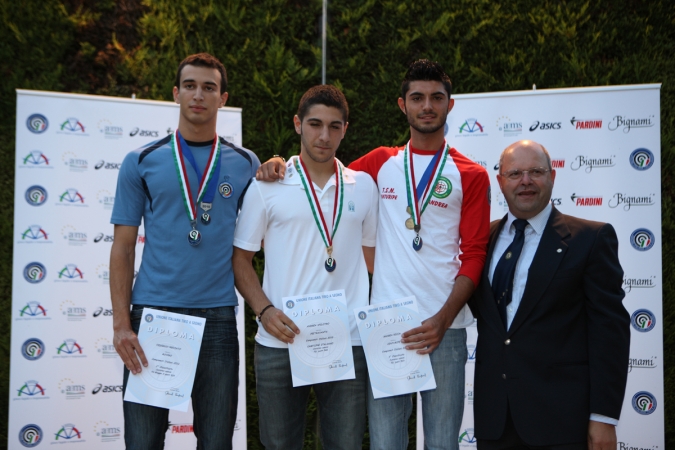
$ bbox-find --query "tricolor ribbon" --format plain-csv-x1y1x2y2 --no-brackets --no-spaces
294,156,344,256
404,141,450,231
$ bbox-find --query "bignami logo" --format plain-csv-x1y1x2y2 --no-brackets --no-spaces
631,391,657,415
629,148,654,171
623,275,656,293
570,155,615,172
25,185,47,206
18,424,43,447
26,114,48,133
631,309,655,332
630,228,655,251
609,193,655,211
608,115,655,133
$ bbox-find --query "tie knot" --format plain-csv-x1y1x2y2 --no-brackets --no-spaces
513,219,528,233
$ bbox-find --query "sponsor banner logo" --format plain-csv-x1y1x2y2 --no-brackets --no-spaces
631,309,655,332
623,276,656,293
22,338,44,361
629,148,654,171
54,339,86,357
97,119,123,139
94,337,118,359
97,189,115,209
570,117,602,129
618,442,659,450
631,391,657,415
19,225,51,244
54,423,85,442
61,225,87,246
18,424,43,447
570,194,602,206
93,307,113,318
458,428,477,444
61,151,87,172
551,198,562,207
25,185,48,206
94,160,122,170
129,127,159,137
94,421,121,443
609,193,655,211
628,356,657,372
60,300,87,321
496,116,522,137
57,188,87,206
21,150,52,168
170,423,194,434
529,120,561,132
93,233,114,243
24,262,46,283
58,378,85,400
138,234,146,245
630,228,655,251
570,155,615,172
96,264,110,284
56,264,86,282
92,383,123,394
608,115,655,133
17,301,50,321
58,117,88,135
26,114,48,134
457,118,487,137
467,344,476,363
465,153,487,169
551,159,565,169
16,380,49,400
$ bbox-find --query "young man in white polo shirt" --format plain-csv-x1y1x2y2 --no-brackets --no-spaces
232,85,378,450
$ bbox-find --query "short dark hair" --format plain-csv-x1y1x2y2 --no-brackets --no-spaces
175,53,228,94
401,59,452,99
297,85,349,123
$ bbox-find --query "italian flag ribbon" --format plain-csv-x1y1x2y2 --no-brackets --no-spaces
294,156,344,256
171,130,221,223
404,141,450,230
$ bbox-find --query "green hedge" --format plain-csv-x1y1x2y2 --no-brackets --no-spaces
1,1,673,448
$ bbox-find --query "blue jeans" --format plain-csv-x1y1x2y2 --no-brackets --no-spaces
255,343,368,450
367,328,467,450
122,305,239,450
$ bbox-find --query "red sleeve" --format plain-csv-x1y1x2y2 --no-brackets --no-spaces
452,149,491,287
347,146,401,185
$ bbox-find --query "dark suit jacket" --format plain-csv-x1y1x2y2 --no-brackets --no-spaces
469,207,630,446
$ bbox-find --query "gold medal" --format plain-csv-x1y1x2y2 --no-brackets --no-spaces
405,218,414,229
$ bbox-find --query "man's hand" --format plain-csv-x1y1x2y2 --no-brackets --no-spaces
400,311,452,355
260,307,300,344
114,326,148,374
256,157,286,181
587,420,617,450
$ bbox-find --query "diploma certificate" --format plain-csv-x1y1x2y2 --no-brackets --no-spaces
282,289,355,387
354,297,436,398
124,308,205,411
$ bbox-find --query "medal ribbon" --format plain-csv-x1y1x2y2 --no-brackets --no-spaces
294,156,344,254
171,130,221,222
404,141,450,229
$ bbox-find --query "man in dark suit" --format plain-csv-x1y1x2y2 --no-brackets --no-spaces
469,140,630,450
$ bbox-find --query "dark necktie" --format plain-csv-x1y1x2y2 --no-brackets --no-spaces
492,219,528,329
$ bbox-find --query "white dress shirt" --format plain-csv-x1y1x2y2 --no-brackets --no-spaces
487,202,618,426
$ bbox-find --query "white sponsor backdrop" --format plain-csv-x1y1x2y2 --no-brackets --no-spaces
417,84,663,450
11,90,247,449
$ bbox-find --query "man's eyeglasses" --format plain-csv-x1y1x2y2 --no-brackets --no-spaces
500,167,550,181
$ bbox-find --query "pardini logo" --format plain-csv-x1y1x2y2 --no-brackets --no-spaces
630,309,655,332
92,383,123,394
93,307,113,317
18,424,42,447
570,117,602,129
95,160,122,170
630,228,654,251
130,127,159,137
529,120,561,131
570,194,602,206
551,159,565,168
629,148,654,171
631,391,657,415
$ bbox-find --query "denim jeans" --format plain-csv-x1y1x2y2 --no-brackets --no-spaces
367,328,467,450
122,305,239,450
255,343,368,450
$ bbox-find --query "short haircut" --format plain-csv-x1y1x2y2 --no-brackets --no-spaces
175,53,228,94
401,59,453,99
297,85,349,123
499,141,552,171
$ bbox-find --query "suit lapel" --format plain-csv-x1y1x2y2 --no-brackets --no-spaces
507,208,571,336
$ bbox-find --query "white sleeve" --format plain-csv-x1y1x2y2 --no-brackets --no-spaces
362,177,379,247
233,180,268,251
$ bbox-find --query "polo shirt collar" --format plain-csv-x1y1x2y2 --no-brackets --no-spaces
280,155,355,187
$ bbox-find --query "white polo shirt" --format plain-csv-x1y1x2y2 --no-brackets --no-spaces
234,156,379,348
